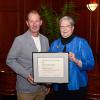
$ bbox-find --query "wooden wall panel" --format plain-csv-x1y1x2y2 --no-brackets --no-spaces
0,0,18,11
0,0,24,95
0,12,18,61
97,5,100,55
71,0,100,99
0,0,23,62
0,64,16,95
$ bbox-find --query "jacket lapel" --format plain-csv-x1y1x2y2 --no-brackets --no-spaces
25,30,38,52
39,34,44,52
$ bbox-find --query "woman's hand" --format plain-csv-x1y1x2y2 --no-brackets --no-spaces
69,52,82,67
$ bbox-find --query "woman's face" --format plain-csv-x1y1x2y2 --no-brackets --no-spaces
60,20,74,38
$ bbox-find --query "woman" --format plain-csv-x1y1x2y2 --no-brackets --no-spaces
48,16,95,100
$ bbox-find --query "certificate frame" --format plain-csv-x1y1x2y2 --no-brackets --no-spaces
32,52,69,83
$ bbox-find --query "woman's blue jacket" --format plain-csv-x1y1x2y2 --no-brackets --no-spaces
49,36,95,90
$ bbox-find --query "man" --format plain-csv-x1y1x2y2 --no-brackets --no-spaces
6,10,49,100
49,16,95,100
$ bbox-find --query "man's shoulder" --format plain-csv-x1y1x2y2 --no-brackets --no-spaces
13,32,28,44
40,33,47,37
40,33,48,40
15,31,29,39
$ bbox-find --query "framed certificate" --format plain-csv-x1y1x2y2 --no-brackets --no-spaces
32,52,68,83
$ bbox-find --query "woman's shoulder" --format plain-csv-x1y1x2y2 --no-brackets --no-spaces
74,35,87,42
51,38,61,44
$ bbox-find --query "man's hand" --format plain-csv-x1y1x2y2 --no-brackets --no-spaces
27,74,35,85
40,86,51,95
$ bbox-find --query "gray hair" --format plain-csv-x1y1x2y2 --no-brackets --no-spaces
59,16,75,26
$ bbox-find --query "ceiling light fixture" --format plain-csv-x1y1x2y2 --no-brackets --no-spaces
86,0,99,11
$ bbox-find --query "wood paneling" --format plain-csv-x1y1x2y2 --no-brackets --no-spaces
0,64,16,95
70,0,100,99
0,0,23,62
0,0,24,95
0,0,18,11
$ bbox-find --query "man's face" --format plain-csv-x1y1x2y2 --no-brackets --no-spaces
60,20,74,38
26,13,42,36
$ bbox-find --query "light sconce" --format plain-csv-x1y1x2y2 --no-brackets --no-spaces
86,0,99,11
